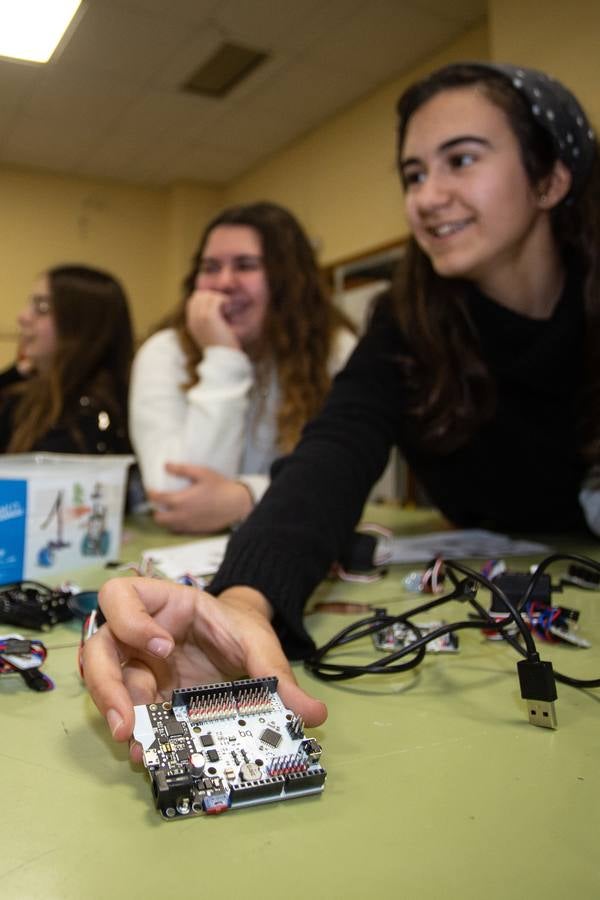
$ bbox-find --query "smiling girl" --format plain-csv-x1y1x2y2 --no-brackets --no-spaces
208,63,600,651
84,64,600,740
129,201,357,533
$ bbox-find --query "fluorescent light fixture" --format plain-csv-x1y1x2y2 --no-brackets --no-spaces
0,0,82,63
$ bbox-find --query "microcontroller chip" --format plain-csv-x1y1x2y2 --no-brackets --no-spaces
206,749,219,763
166,719,184,737
260,727,282,748
200,733,215,747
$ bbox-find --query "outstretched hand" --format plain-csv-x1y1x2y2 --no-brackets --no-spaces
147,463,254,533
83,577,327,762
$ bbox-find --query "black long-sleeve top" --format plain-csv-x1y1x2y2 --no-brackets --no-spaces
0,367,130,455
209,278,588,657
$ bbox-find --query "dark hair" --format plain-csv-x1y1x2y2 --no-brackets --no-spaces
391,63,600,460
162,201,355,452
8,265,134,452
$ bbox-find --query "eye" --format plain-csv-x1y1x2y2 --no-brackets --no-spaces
402,169,425,189
448,151,477,170
30,295,52,315
197,260,219,275
234,256,262,271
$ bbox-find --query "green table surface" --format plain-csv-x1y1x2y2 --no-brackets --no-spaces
1,507,599,900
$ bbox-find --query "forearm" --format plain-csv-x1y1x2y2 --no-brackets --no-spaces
131,337,253,490
208,316,406,655
209,427,390,655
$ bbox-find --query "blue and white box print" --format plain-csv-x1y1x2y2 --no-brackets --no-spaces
0,479,28,583
0,454,132,584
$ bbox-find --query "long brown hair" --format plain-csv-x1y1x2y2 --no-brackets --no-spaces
8,265,134,452
391,64,600,460
159,202,355,452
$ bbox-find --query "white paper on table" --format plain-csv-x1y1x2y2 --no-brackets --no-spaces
387,529,550,564
142,529,550,582
142,536,228,581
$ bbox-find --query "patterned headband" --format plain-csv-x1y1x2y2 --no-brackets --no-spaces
471,63,596,197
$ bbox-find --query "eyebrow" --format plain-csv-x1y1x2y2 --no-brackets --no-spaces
200,253,262,261
400,135,492,170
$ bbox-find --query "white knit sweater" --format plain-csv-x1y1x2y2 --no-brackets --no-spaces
129,327,357,501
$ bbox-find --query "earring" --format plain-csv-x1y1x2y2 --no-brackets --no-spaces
539,193,548,205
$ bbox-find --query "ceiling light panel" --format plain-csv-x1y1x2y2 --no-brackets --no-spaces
0,0,82,63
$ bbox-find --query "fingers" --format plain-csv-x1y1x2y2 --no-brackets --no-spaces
98,577,176,657
122,659,164,707
250,650,328,728
151,496,196,532
146,488,174,505
237,605,328,727
164,462,207,481
83,624,138,743
275,676,328,728
186,291,240,350
85,578,196,744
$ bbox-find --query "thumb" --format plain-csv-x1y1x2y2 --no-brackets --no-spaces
165,461,204,481
242,621,328,727
273,669,328,728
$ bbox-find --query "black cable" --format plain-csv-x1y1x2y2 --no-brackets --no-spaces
445,560,538,657
516,553,600,688
304,553,600,691
305,577,469,680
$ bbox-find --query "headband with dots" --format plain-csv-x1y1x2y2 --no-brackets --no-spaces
472,63,596,197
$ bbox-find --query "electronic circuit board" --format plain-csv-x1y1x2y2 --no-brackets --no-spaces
373,620,459,653
133,676,326,819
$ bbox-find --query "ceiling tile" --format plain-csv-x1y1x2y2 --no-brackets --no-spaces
0,115,91,172
56,0,196,84
0,59,42,111
0,0,488,186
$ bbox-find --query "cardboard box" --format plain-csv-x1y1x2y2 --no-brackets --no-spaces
0,453,132,584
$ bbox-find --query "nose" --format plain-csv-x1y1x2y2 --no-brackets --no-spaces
211,264,236,292
17,304,33,328
197,263,236,293
414,171,452,214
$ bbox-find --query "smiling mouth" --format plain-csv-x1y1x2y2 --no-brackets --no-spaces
222,299,249,321
427,219,473,238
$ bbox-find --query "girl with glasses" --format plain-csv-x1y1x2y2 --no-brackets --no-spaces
0,264,133,455
129,201,357,534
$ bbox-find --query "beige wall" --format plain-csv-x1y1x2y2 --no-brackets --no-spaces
0,169,221,366
223,25,490,265
1,2,599,369
490,0,600,129
0,167,159,365
0,22,488,369
161,181,222,323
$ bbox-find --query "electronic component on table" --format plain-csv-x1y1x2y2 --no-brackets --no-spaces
489,572,555,610
133,676,326,820
0,581,74,630
486,572,590,647
0,632,54,691
373,620,459,653
562,563,600,590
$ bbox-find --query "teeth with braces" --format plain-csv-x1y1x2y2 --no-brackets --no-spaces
431,221,469,237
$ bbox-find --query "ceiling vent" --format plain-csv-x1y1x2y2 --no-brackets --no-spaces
182,41,268,98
